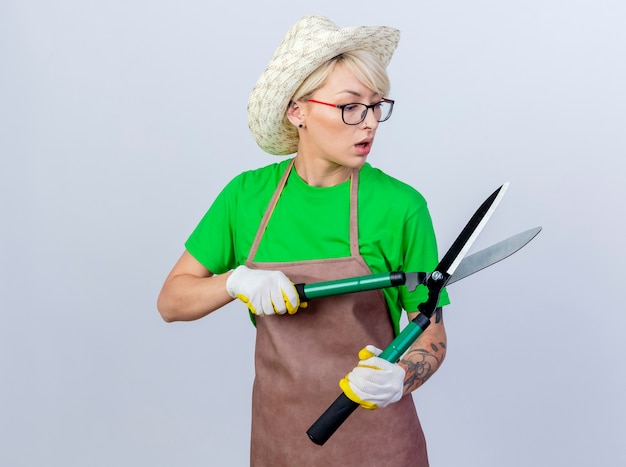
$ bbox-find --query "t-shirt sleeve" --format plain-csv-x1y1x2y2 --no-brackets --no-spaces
184,175,241,274
399,201,451,312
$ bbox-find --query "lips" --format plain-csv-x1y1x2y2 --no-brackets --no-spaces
355,138,372,149
354,138,372,156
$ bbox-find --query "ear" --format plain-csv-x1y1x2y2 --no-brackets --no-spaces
286,101,305,128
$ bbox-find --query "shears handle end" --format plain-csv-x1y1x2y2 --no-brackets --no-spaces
306,393,358,445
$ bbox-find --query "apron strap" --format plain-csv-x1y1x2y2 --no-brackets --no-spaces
247,159,295,263
348,168,360,258
247,159,361,263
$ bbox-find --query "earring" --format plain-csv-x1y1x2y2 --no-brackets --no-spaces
298,124,303,128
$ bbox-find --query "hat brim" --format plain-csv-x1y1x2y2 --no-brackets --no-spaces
247,15,400,155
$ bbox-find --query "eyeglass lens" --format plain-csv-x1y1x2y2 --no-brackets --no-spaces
342,101,393,125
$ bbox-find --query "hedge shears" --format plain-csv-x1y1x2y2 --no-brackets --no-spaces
300,182,541,445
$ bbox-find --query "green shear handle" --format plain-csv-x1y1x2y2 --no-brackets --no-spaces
294,271,409,301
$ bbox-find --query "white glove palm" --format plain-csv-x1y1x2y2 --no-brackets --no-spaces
226,265,301,316
340,345,405,410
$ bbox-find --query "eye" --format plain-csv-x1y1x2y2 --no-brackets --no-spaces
342,103,361,112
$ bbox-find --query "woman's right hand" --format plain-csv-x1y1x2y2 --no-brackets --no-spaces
225,265,302,316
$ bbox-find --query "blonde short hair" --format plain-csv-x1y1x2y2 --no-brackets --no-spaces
292,50,391,102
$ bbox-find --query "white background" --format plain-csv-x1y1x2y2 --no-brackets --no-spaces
1,1,624,466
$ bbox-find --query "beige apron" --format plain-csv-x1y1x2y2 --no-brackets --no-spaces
247,160,428,466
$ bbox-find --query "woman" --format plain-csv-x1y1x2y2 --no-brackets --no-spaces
158,15,449,466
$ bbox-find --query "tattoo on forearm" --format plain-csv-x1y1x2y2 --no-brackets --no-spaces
400,341,446,392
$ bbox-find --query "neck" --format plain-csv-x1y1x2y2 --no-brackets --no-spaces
293,156,353,187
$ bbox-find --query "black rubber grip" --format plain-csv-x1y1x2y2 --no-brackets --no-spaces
389,271,406,286
306,392,359,445
294,283,307,301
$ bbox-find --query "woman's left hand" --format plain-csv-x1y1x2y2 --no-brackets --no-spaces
339,345,405,410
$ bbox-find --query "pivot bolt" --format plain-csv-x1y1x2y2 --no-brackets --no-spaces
431,271,444,282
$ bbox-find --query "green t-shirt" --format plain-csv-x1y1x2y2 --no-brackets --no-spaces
186,158,450,335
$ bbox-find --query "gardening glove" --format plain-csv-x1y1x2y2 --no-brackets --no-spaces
339,345,405,410
225,265,302,316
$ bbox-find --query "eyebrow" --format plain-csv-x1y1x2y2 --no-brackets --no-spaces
336,90,381,99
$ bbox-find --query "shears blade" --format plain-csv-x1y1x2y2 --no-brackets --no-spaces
447,226,542,285
415,182,508,317
403,226,542,291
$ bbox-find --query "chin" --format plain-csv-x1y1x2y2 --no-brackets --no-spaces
346,155,369,168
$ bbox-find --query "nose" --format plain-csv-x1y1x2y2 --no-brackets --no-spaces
361,108,379,128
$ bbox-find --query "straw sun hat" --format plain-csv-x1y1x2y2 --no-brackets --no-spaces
247,15,400,155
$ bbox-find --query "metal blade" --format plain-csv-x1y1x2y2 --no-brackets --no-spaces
442,182,510,276
403,226,541,291
447,227,542,285
416,183,509,318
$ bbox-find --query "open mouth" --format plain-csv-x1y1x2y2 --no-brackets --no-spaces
354,140,372,156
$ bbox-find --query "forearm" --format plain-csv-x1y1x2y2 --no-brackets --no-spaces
398,313,447,395
157,272,233,322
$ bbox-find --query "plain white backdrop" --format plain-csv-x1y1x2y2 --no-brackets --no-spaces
1,1,624,465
